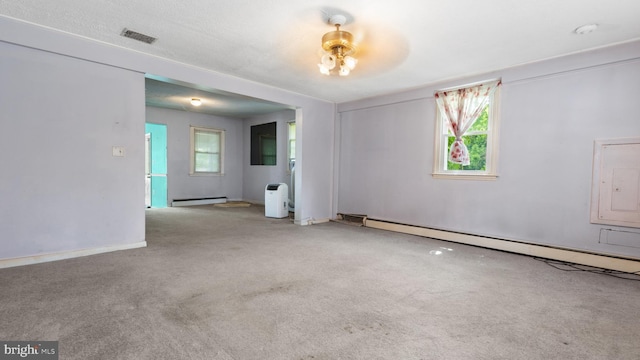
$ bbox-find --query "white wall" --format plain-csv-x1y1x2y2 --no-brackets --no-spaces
146,107,244,203
336,41,640,258
242,110,296,204
0,41,145,260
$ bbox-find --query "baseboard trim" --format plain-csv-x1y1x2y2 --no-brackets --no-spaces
365,219,640,273
0,241,147,269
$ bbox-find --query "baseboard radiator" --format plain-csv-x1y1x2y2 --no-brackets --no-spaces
171,196,227,207
358,216,640,273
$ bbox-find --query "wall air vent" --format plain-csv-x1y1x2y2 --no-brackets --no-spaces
120,28,157,44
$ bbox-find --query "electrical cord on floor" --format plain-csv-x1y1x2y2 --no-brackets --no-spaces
533,257,640,282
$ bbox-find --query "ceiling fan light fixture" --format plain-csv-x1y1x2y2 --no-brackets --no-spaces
317,14,357,76
318,64,331,75
190,98,202,106
321,53,337,69
343,55,357,70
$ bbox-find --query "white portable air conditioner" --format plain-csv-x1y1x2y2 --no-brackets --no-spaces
265,183,288,218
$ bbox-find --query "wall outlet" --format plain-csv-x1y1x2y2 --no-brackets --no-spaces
112,146,125,157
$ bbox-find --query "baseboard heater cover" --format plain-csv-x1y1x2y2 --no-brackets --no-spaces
172,197,227,207
364,218,640,274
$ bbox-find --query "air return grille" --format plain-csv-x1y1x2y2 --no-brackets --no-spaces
120,28,157,44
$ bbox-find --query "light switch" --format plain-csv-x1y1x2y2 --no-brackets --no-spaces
112,146,125,157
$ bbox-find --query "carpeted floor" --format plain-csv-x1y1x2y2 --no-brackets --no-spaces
1,205,639,359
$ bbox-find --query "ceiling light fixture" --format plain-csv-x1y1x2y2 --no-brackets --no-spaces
190,98,202,106
318,15,358,76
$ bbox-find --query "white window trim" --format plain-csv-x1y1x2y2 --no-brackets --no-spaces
189,126,225,176
286,121,295,174
432,85,501,180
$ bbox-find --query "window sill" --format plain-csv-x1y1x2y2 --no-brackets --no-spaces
432,173,498,181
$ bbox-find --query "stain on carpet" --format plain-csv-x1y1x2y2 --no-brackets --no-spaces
241,282,297,300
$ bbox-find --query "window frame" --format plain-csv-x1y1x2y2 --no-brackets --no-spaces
287,121,296,173
189,126,225,176
432,84,501,180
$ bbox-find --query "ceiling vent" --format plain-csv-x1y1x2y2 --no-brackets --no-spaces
120,28,157,44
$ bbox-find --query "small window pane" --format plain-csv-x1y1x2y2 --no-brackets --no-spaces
195,153,219,173
288,123,296,139
289,140,295,159
195,132,219,153
446,134,488,171
467,105,489,132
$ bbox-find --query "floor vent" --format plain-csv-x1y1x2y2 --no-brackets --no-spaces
120,28,157,44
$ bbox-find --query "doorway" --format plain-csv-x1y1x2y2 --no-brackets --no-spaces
145,123,168,208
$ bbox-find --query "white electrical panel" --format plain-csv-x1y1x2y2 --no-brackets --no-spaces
590,138,640,228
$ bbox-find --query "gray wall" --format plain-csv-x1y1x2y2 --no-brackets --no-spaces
336,41,640,258
0,41,145,259
146,107,244,203
243,110,296,204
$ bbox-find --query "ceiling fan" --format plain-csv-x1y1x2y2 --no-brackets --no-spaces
317,14,358,76
310,10,409,78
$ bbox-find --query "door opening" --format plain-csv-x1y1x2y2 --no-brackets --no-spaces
145,133,152,208
145,123,168,208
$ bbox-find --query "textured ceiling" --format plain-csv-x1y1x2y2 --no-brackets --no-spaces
2,0,640,107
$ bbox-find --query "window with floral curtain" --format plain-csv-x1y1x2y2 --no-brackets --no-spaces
433,80,501,179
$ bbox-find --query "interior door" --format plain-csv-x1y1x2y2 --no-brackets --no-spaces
145,133,152,208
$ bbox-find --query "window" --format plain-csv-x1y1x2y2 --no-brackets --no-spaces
287,121,296,171
190,126,224,175
433,80,501,180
